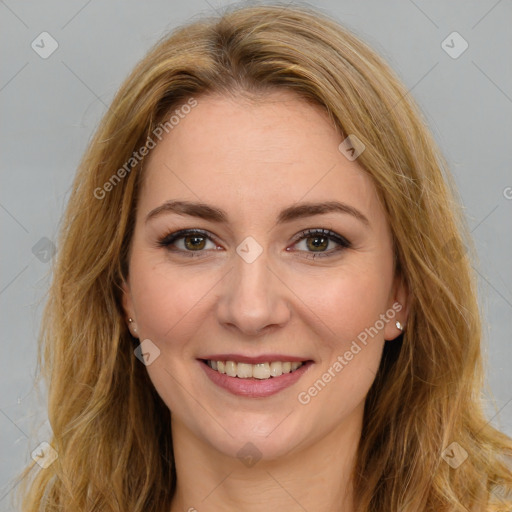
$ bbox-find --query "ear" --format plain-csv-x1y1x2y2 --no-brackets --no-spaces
121,277,138,338
383,273,409,341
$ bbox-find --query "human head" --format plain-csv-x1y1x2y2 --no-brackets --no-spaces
121,86,408,465
18,4,511,511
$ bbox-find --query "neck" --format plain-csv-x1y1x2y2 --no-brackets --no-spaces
169,404,362,512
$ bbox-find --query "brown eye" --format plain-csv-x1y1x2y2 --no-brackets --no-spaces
183,234,207,250
305,235,329,252
290,228,351,259
158,229,217,256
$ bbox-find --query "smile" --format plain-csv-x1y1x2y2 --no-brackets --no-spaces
199,358,314,398
205,359,304,379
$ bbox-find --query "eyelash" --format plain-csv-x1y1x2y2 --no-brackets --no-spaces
157,228,352,259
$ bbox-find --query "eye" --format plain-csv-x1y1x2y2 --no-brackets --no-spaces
157,229,219,257
157,227,351,259
289,228,351,259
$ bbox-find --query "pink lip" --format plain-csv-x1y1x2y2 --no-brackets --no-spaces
200,353,310,364
198,359,314,398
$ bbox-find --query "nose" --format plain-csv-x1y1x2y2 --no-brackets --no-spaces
215,247,292,337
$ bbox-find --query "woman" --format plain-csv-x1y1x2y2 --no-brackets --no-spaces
16,3,512,511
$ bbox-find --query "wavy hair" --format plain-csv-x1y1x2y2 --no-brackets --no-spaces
15,2,512,511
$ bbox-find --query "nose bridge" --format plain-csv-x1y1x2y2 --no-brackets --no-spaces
216,242,290,335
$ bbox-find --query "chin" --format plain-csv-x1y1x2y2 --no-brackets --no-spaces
215,430,305,464
188,410,310,463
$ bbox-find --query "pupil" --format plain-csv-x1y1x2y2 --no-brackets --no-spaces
186,236,205,250
182,235,329,252
309,236,327,251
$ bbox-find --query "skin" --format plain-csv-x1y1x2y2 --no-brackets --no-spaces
121,90,408,512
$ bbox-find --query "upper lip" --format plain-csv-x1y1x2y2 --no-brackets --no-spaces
200,354,312,364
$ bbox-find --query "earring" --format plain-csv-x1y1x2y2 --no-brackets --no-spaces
128,318,137,334
395,320,404,332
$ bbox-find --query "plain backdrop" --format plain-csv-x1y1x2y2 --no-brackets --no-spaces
1,0,511,509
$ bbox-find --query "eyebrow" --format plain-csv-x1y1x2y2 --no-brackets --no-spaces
145,200,370,227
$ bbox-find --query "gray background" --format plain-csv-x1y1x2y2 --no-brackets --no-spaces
1,0,511,509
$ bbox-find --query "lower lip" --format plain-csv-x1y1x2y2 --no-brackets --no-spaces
199,360,314,398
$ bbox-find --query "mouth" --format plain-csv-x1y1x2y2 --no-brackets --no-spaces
201,359,307,379
198,357,314,398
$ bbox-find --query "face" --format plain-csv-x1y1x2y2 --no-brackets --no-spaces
122,90,407,461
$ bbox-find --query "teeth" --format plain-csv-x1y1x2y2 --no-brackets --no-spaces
253,363,270,380
236,362,253,378
225,361,237,377
269,362,283,377
206,360,305,379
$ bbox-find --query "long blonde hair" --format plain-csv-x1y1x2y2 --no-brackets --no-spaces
15,3,512,511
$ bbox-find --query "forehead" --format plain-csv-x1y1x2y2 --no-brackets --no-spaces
138,91,381,225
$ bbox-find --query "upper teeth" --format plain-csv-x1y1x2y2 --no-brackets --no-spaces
207,360,304,379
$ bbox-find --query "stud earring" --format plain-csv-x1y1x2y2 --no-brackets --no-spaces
128,318,137,334
395,320,404,332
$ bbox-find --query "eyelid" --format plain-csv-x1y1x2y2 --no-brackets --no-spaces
158,228,214,246
290,228,350,246
287,228,351,259
157,227,351,257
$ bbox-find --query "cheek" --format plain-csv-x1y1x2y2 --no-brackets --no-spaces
128,252,220,349
293,268,390,427
291,260,393,350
